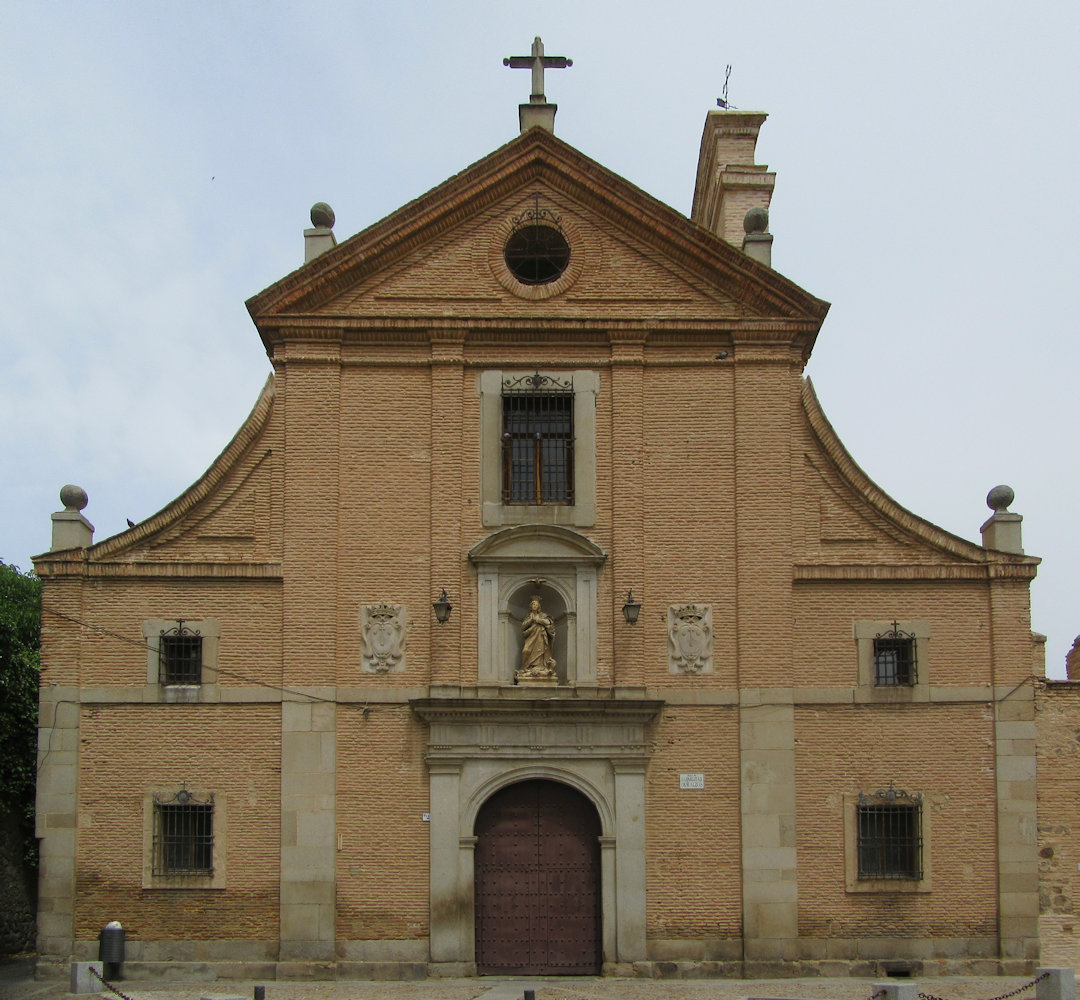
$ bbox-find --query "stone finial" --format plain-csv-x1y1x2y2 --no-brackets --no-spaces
742,205,773,267
744,206,769,234
304,201,337,263
60,484,89,511
310,202,335,228
51,484,94,551
980,484,1023,554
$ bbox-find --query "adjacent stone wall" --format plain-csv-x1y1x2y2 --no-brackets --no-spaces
1036,680,1080,968
0,809,35,954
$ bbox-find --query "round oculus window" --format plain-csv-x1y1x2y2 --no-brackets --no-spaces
503,225,571,285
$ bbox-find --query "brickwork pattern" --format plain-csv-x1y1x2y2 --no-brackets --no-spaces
335,706,429,942
792,581,992,690
62,578,282,690
641,366,736,687
795,703,998,941
644,707,742,939
337,365,436,685
74,704,280,940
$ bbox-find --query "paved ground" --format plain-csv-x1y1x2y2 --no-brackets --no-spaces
0,960,1062,1000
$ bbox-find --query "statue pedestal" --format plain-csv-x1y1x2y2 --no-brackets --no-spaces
515,673,558,688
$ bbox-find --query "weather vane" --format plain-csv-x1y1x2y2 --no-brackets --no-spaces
716,64,737,109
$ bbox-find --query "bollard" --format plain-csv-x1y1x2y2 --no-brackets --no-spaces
524,991,535,1000
255,987,266,1000
98,921,125,981
1037,968,1077,1000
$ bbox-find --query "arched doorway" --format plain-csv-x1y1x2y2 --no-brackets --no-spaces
474,779,602,974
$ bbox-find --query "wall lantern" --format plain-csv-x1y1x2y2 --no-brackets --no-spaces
621,589,641,625
432,589,453,624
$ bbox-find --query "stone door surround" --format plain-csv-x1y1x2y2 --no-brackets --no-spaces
411,695,662,971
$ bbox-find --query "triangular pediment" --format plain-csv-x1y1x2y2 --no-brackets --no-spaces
307,186,753,322
246,129,828,344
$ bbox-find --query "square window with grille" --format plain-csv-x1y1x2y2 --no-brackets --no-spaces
501,374,574,505
857,793,922,880
152,791,214,876
159,622,203,685
873,624,917,686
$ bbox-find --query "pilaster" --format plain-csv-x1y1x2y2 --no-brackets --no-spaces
739,697,798,959
732,341,795,688
35,685,80,968
279,344,340,684
610,335,645,686
430,334,464,685
613,759,648,961
427,759,465,962
988,570,1040,961
279,695,337,962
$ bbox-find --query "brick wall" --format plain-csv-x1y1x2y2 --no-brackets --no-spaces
795,702,998,941
335,706,429,941
74,704,280,941
645,706,742,941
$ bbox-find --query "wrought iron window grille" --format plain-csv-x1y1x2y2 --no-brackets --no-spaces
873,621,918,686
508,193,566,238
152,787,214,876
504,194,570,285
857,783,923,881
501,372,574,505
159,620,203,686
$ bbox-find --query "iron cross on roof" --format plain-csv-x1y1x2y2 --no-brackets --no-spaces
503,36,572,103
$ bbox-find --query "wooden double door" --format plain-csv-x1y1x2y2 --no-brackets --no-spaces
474,779,602,975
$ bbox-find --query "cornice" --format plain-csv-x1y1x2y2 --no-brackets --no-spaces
34,560,283,580
410,696,664,727
793,562,1038,582
258,316,822,334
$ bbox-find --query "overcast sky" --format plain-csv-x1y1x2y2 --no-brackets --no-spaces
2,1,1076,675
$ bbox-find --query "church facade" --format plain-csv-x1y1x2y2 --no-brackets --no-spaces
34,79,1055,980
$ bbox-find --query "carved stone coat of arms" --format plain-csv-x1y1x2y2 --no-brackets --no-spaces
668,603,713,674
361,602,407,673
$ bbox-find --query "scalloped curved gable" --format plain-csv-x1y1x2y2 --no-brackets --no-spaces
85,377,281,565
797,379,1040,574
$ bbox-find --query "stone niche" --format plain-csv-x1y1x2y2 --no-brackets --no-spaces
469,524,606,687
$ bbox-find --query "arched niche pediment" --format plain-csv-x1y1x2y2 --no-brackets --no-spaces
468,524,606,565
469,524,606,687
